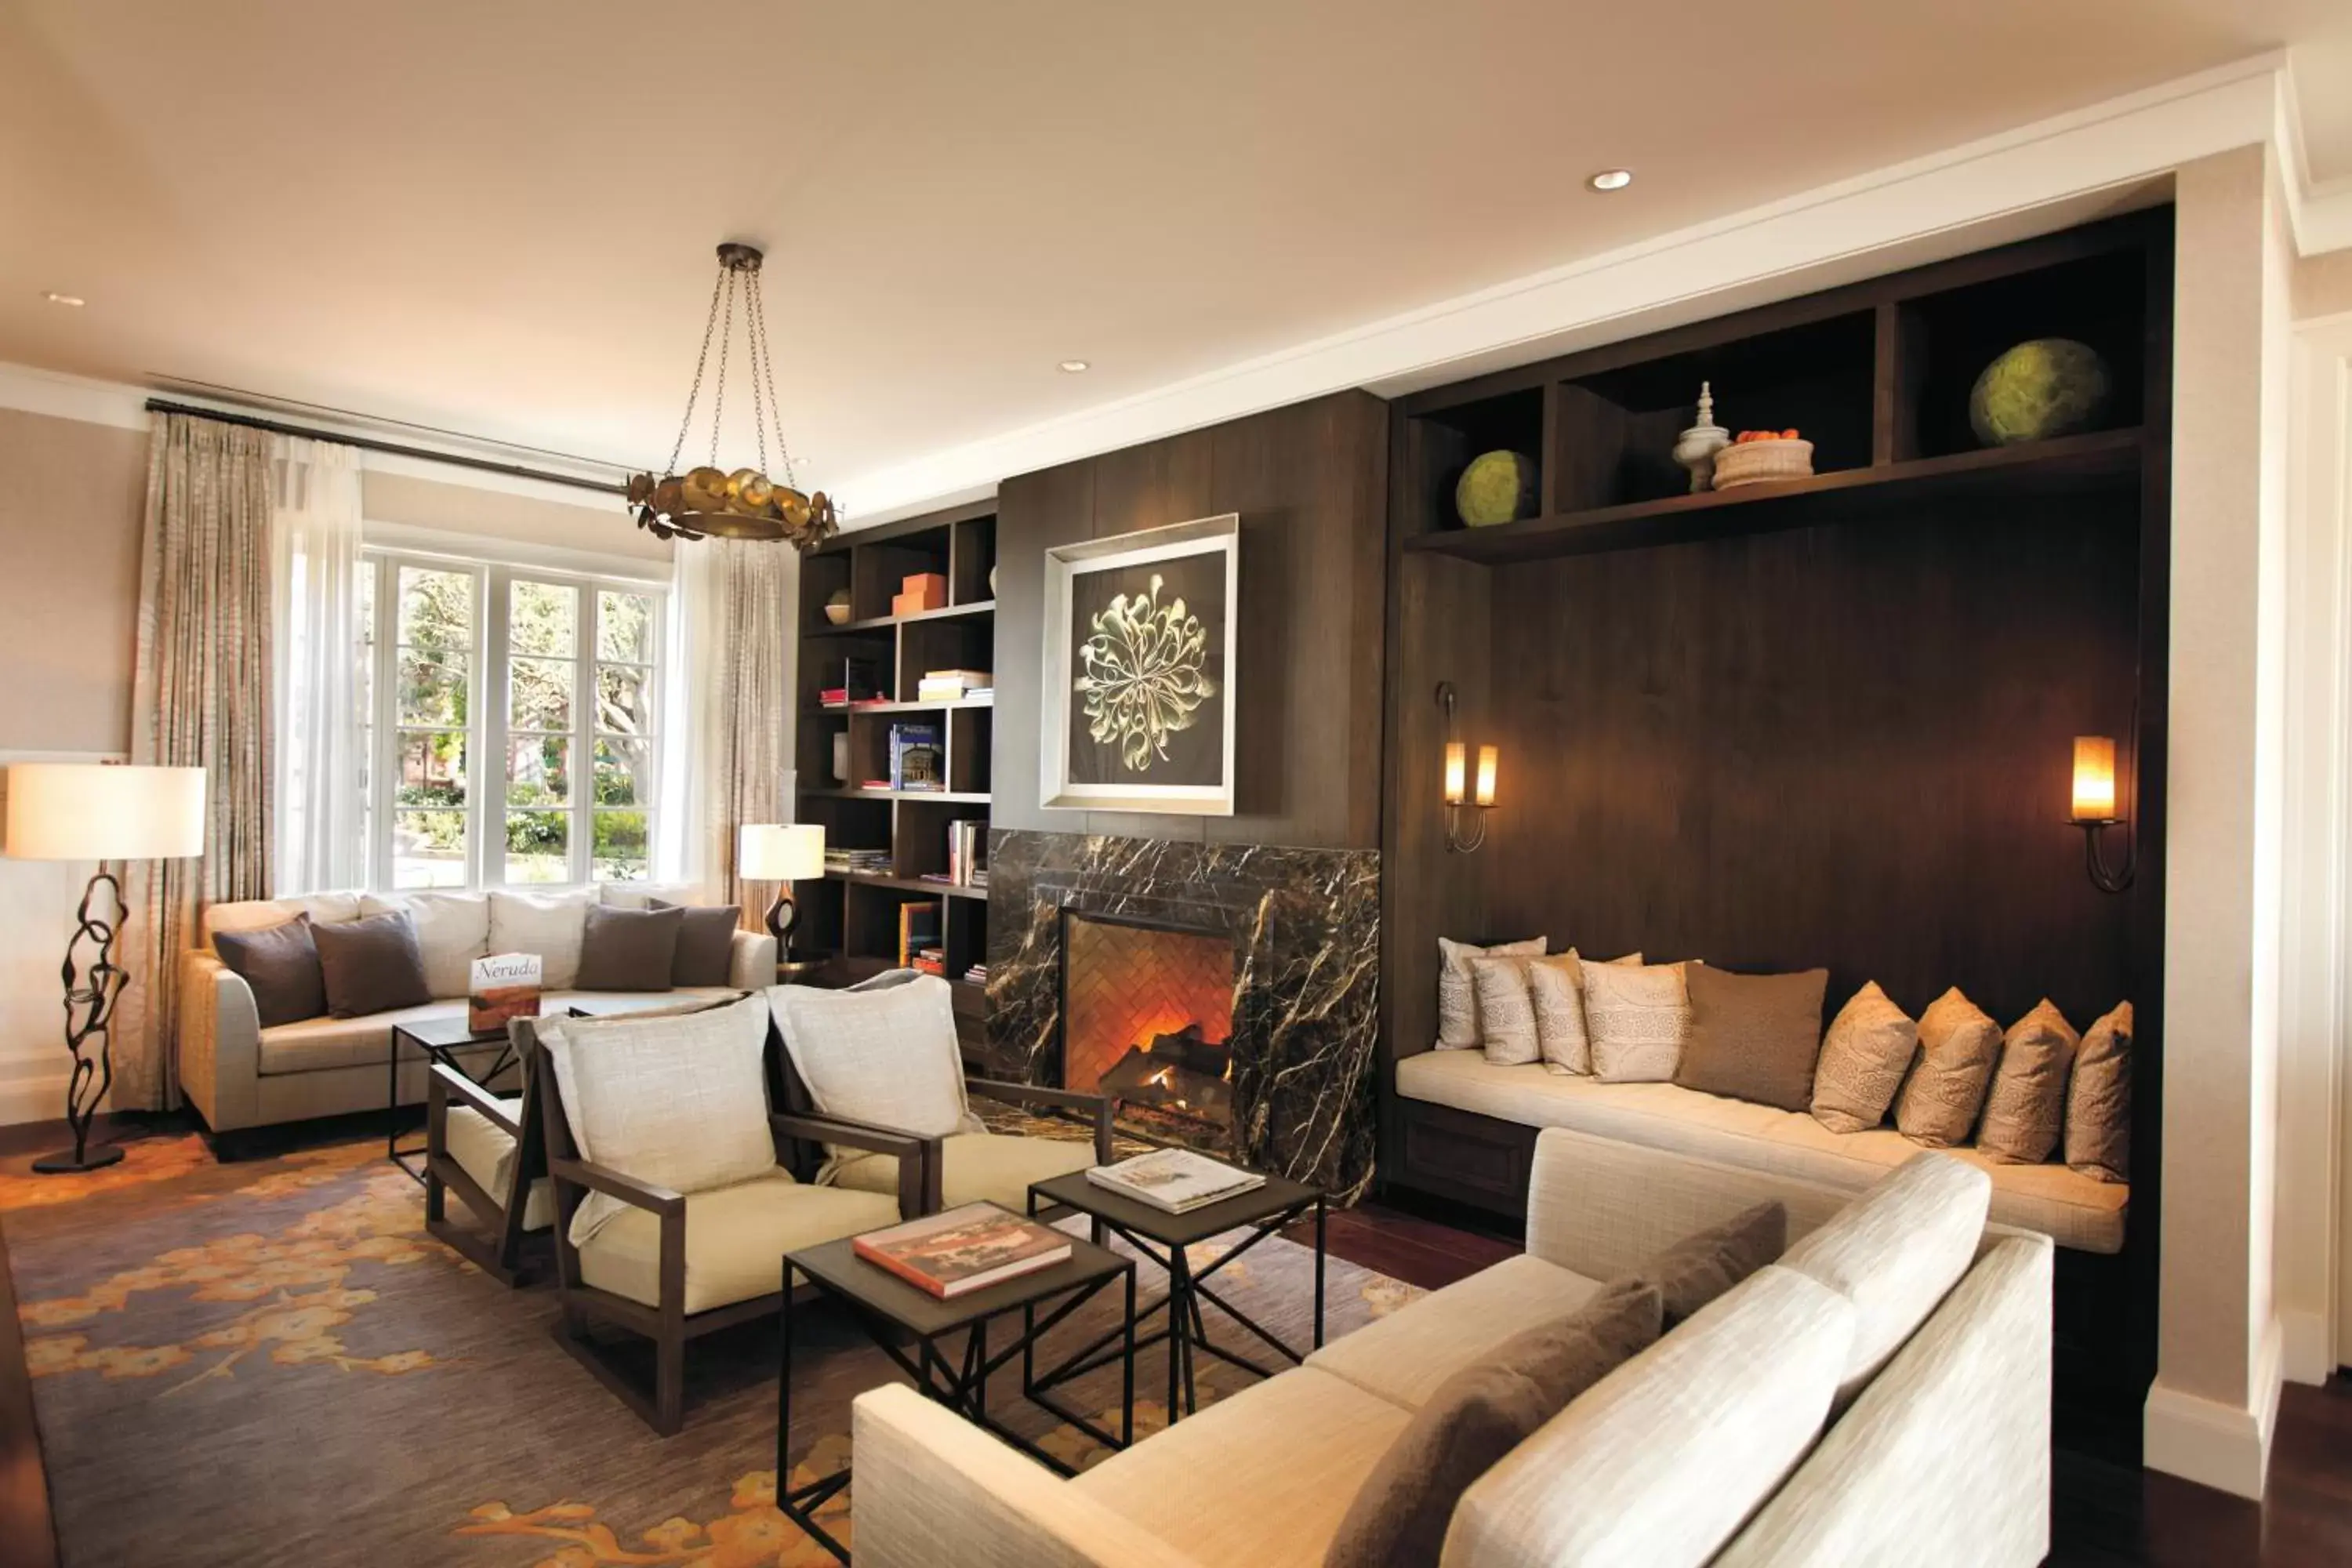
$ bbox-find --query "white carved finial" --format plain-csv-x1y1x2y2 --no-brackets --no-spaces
1697,380,1714,424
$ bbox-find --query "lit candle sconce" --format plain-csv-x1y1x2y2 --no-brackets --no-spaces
2068,734,2135,894
1437,682,1497,853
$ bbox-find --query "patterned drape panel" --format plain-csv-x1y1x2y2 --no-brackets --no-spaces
702,539,793,927
118,413,274,1110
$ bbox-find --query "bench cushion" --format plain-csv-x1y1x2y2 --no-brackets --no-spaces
1307,1254,1601,1410
1396,1051,2126,1253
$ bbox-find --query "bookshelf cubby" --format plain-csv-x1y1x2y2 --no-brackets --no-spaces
793,498,996,1029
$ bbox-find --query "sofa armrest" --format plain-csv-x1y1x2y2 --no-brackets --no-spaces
729,928,778,989
177,949,262,1132
851,1385,1201,1568
1524,1127,1857,1279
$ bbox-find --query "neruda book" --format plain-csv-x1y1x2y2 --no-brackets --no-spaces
467,952,544,1034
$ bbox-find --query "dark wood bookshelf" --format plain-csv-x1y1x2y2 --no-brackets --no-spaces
800,787,992,804
824,869,988,901
807,598,998,635
803,696,995,717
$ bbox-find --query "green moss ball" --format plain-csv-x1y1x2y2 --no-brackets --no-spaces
1455,450,1538,527
1968,339,2113,447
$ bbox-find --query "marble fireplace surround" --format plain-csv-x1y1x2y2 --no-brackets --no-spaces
984,829,1381,1204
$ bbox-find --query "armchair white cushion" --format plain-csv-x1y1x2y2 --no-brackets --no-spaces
576,1171,899,1312
831,1131,1095,1215
768,974,983,1149
445,1098,554,1231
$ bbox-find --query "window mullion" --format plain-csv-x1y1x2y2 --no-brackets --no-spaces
578,581,597,885
481,565,509,889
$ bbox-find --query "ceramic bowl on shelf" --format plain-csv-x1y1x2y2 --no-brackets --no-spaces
1709,438,1814,489
823,590,852,625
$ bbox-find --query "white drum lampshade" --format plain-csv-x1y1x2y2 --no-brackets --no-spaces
738,822,825,881
5,764,207,861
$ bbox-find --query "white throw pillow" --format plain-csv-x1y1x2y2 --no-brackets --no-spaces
598,881,705,909
1530,949,1643,1075
488,888,597,989
1582,959,1693,1083
1470,956,1542,1065
539,992,778,1246
768,975,982,1159
362,891,491,1000
1437,936,1548,1049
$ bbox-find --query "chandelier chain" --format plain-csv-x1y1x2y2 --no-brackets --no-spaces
662,262,728,476
749,278,798,489
745,273,770,478
709,269,736,469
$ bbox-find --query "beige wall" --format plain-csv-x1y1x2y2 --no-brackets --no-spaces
362,468,669,562
2294,247,2352,321
0,406,145,754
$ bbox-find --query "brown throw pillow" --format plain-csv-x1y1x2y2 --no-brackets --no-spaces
654,899,741,987
1635,1200,1788,1327
1978,999,2080,1163
1893,988,2002,1148
1674,967,1828,1111
312,910,433,1019
578,905,686,993
1810,981,1919,1133
1325,1279,1663,1568
212,913,327,1028
2066,1002,2132,1183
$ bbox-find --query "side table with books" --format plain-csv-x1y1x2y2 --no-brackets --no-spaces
1028,1150,1326,1425
775,1203,1136,1566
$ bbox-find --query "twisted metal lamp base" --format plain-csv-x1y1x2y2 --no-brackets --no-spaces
33,869,129,1175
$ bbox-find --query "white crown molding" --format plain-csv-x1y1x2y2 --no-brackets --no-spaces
2143,1319,2284,1500
2278,62,2352,258
839,54,2287,525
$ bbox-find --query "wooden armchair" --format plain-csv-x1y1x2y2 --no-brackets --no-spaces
423,1058,550,1287
523,1016,938,1435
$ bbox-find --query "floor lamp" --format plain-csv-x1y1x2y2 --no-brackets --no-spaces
739,823,825,960
3,763,207,1174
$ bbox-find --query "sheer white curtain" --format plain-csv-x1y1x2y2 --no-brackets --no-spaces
269,437,367,894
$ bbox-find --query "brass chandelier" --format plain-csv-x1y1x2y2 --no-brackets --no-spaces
626,242,838,547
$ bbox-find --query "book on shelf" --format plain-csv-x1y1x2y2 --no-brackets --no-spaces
1084,1149,1266,1214
946,818,989,887
887,722,944,791
916,667,993,702
832,656,882,703
851,1202,1071,1299
963,964,989,985
825,848,892,877
897,901,942,967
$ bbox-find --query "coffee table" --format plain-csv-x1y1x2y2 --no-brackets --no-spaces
1026,1168,1325,1424
384,1014,514,1182
776,1224,1137,1564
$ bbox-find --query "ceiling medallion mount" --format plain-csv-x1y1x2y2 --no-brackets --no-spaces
626,241,839,549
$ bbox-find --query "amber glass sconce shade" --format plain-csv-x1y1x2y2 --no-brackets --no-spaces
2068,735,2134,894
1436,684,1496,853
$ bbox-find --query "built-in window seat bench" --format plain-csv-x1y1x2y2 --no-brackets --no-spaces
1390,1049,2127,1254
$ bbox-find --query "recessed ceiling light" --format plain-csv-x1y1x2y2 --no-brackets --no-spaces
42,291,85,307
1587,169,1633,192
1058,359,1090,373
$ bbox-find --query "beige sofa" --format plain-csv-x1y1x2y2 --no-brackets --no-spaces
179,884,775,1136
851,1129,2052,1567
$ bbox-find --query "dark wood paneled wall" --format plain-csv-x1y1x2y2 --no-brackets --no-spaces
994,390,1390,849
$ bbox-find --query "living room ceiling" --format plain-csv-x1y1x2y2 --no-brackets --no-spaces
2,1,2347,509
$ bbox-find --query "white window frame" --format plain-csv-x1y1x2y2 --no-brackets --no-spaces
363,546,669,891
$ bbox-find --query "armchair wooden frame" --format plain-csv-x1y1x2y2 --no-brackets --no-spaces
530,1033,937,1436
423,1059,544,1287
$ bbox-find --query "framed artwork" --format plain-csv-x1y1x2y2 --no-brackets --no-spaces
1040,514,1240,815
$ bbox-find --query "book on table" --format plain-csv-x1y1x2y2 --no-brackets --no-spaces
466,952,543,1034
1084,1148,1266,1214
851,1202,1073,1298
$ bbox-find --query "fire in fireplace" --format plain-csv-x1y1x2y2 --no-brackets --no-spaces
1061,913,1236,1137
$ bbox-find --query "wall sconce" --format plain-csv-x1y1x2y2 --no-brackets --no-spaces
1436,683,1497,854
2068,735,2135,895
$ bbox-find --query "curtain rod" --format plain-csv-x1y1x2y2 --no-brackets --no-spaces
142,398,630,497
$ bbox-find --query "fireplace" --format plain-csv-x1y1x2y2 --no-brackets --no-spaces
1062,912,1236,1141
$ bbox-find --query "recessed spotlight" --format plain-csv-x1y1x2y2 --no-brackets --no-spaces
1058,359,1090,373
42,291,85,307
1587,169,1633,192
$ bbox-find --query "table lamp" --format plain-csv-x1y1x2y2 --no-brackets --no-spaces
3,762,207,1173
738,822,825,956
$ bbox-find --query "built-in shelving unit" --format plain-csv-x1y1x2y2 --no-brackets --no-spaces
792,499,996,1025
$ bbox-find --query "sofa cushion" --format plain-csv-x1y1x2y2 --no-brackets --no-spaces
488,888,597,989
575,1171,899,1313
1583,959,1692,1083
829,1131,1094,1214
1810,981,1918,1134
578,904,684,992
1469,956,1542,1066
361,891,491,1000
1638,1199,1786,1327
1073,1367,1410,1568
212,913,327,1027
1675,966,1828,1112
445,1100,553,1231
597,880,702,909
1893,988,2002,1148
768,975,978,1144
257,1000,478,1076
1528,949,1642,1076
1306,1253,1601,1410
313,909,434,1018
1394,1051,2127,1253
655,899,742,987
1445,1265,1857,1568
1328,1278,1661,1568
2065,1003,2132,1184
203,893,362,941
1777,1152,1991,1404
1978,1000,2079,1165
1437,936,1546,1050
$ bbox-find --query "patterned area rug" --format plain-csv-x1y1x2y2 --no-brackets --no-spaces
4,1133,1422,1567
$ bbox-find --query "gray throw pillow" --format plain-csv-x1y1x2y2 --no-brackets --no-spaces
1635,1200,1788,1327
212,913,327,1027
653,898,739,987
312,910,433,1018
578,904,685,993
1674,966,1829,1112
1326,1278,1662,1568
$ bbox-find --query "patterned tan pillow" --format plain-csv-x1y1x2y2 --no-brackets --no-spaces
1530,950,1642,1075
1809,982,1919,1134
1472,956,1542,1065
1893,988,2002,1148
1977,1000,2079,1163
1437,935,1547,1049
1582,960,1693,1083
2065,1002,2132,1183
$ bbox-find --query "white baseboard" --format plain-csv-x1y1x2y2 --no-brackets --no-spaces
0,1071,71,1130
2143,1318,2284,1499
2280,1307,2336,1386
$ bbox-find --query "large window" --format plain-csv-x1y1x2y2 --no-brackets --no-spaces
361,551,666,890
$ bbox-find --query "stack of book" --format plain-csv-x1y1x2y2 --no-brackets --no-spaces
897,901,942,967
946,819,987,887
913,944,946,977
824,847,892,877
916,667,993,703
1084,1149,1266,1214
853,1203,1070,1299
888,723,944,791
818,657,883,708
963,962,989,986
